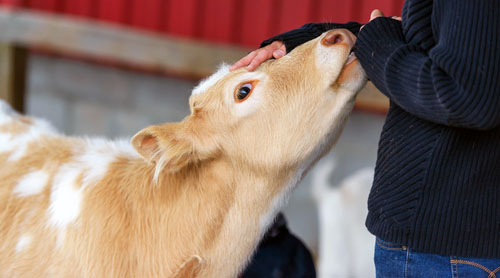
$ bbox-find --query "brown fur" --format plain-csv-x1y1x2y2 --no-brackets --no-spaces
0,29,366,277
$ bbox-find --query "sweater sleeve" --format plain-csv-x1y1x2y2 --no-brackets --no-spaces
355,0,500,130
260,22,362,53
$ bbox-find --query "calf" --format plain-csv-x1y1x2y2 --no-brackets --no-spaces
0,29,366,277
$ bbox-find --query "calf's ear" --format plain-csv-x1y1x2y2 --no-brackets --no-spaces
132,123,195,179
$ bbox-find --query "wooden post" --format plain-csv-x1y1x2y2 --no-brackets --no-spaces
0,43,27,113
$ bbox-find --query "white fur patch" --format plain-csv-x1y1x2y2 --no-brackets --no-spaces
0,99,15,112
81,137,139,159
7,132,39,162
0,100,16,126
0,133,12,152
15,234,32,253
192,64,230,96
31,118,57,134
47,138,137,229
13,170,50,197
79,138,139,186
48,166,82,228
0,117,57,161
79,140,115,186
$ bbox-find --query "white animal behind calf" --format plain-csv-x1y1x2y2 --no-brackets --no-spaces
0,28,366,277
313,159,375,278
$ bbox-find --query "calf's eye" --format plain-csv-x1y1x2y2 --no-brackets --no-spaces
234,81,256,102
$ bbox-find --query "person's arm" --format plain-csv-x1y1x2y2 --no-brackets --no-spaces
260,22,362,52
355,0,500,130
230,22,362,71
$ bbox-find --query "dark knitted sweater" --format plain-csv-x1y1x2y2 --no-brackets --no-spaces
261,0,500,257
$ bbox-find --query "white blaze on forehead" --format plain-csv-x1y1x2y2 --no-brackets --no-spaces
13,170,50,197
192,63,230,95
15,234,32,253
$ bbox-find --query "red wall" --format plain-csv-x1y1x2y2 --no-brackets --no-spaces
0,0,404,48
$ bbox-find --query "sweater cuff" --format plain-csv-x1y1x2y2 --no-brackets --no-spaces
260,27,320,53
260,22,363,53
354,17,405,93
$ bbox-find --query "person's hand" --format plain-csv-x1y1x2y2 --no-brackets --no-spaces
360,10,401,31
360,9,385,31
369,9,385,21
230,40,286,72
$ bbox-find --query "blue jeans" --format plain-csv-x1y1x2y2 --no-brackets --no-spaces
375,238,500,278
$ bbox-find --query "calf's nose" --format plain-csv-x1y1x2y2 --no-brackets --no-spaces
321,29,356,48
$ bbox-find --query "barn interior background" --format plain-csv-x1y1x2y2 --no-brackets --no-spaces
0,0,403,276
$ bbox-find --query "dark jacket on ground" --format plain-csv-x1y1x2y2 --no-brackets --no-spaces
261,0,500,258
241,213,316,278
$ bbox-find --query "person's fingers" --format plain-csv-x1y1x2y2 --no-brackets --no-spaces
231,41,285,71
248,50,272,71
269,41,285,59
230,51,258,71
360,9,384,32
272,44,286,59
370,9,384,21
273,49,285,59
361,10,399,32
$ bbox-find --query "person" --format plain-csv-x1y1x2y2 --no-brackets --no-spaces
231,0,500,276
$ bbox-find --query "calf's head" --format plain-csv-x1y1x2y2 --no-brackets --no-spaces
132,29,367,177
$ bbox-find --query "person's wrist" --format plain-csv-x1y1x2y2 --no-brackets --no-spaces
358,17,403,44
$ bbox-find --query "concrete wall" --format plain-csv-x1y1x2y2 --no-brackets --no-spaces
25,53,386,262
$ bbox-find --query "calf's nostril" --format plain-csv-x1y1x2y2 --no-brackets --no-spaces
322,33,344,46
332,34,343,44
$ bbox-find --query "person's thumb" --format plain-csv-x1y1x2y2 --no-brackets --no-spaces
273,49,285,59
370,9,384,21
